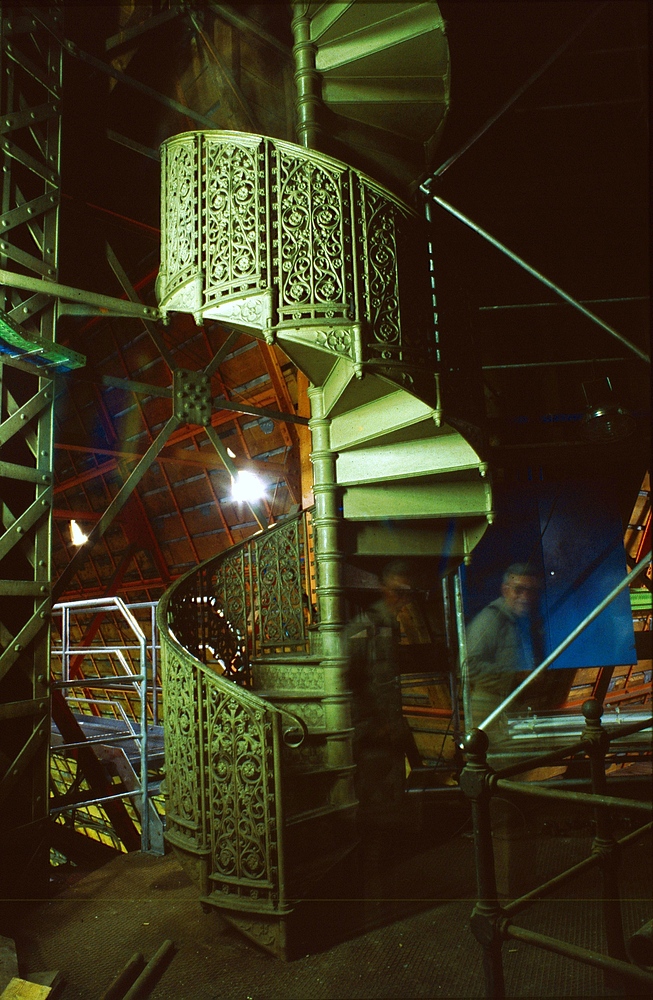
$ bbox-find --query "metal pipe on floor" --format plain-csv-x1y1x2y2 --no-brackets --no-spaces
122,940,175,1000
100,952,145,1000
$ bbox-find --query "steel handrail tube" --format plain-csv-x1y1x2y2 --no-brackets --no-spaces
493,715,653,780
464,702,652,996
493,738,591,778
53,677,145,688
50,787,142,815
493,778,652,813
54,732,148,751
503,820,652,919
582,700,629,973
502,925,653,987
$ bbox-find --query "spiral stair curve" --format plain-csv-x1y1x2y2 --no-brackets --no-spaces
305,0,450,191
155,129,492,958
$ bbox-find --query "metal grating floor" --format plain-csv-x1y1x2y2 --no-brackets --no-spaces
7,814,652,999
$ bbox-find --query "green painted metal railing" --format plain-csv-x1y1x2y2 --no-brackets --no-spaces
461,701,653,997
156,509,315,920
156,130,436,403
161,508,315,679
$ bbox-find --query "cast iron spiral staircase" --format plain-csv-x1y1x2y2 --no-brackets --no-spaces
154,129,492,958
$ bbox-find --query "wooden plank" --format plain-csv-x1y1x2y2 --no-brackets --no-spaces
0,979,51,999
0,937,19,994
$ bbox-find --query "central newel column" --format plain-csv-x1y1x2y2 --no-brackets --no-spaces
308,384,355,797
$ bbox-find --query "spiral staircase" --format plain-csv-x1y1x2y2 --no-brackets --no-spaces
154,127,492,958
148,0,487,964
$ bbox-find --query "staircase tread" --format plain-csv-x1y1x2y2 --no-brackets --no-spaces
285,764,355,778
250,654,323,664
286,801,357,826
251,689,328,699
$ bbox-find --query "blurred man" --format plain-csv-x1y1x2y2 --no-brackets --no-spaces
466,563,545,735
347,561,429,824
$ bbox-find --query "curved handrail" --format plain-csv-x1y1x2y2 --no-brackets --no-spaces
157,507,315,682
157,511,316,915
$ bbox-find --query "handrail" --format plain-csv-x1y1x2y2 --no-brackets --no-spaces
493,714,653,781
157,507,315,683
461,700,653,997
158,596,304,918
157,507,318,918
50,596,154,853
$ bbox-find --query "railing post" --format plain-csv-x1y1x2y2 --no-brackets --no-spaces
460,729,506,999
308,386,346,659
581,698,628,986
291,1,321,150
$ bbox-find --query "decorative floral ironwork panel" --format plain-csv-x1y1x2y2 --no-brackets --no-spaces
254,663,325,693
161,650,206,850
212,546,251,662
205,681,279,905
162,511,311,676
359,180,401,356
254,518,305,650
167,571,203,661
204,136,265,302
274,148,349,322
162,138,199,295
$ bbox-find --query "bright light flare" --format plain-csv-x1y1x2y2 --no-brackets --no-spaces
230,471,266,503
70,519,88,546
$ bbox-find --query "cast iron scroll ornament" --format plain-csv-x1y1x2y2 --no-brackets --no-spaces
162,653,204,851
276,150,347,318
163,139,198,297
255,518,305,648
206,688,278,904
362,182,401,350
205,140,261,296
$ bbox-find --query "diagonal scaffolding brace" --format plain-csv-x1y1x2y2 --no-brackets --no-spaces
424,195,650,366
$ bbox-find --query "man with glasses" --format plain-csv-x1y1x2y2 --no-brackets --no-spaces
466,563,546,737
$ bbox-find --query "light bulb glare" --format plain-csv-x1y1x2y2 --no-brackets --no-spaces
230,471,265,503
70,519,88,546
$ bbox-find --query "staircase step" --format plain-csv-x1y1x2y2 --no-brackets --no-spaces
250,655,323,666
285,800,357,828
307,1,354,43
314,4,444,73
336,437,483,486
329,389,434,449
285,763,355,779
252,689,327,701
342,478,492,521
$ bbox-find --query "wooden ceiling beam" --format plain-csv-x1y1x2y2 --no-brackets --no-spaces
54,441,287,486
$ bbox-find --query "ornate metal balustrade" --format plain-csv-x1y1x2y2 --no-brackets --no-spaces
161,508,315,679
157,510,316,945
157,130,435,400
159,638,288,921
